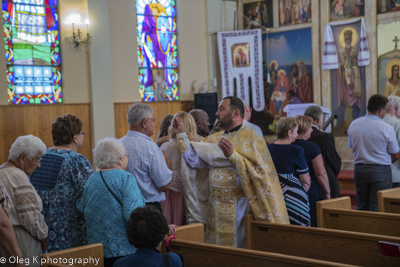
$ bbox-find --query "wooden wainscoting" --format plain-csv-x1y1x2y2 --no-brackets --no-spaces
0,104,92,164
114,101,194,140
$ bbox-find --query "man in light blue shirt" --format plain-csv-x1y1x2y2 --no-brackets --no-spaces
120,103,172,212
348,94,400,211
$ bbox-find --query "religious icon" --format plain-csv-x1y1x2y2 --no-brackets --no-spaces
243,1,273,29
378,0,400,14
231,43,251,68
262,28,313,116
278,0,311,26
330,0,364,21
330,22,367,134
378,32,400,96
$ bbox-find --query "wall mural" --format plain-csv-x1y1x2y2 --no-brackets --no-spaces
378,0,400,14
243,0,273,29
378,22,400,96
263,28,313,116
330,0,364,21
330,21,367,134
279,0,311,26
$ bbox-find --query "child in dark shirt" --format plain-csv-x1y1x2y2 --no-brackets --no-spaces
113,206,182,267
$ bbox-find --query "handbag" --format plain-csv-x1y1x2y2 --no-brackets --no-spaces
100,171,122,206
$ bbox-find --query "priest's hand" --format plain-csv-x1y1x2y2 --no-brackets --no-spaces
218,138,234,158
172,117,185,134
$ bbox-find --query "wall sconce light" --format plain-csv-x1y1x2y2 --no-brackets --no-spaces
70,15,91,49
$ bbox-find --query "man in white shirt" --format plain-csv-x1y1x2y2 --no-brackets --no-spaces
382,96,400,188
348,94,399,211
241,99,263,138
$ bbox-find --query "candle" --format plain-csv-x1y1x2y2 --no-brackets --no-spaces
214,78,217,87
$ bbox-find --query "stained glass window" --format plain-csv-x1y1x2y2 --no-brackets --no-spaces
136,0,179,101
3,0,62,104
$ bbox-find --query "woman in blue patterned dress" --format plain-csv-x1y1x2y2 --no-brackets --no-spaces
267,117,311,226
293,115,331,227
77,137,146,267
30,114,93,252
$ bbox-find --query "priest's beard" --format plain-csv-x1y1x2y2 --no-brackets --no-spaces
217,111,234,130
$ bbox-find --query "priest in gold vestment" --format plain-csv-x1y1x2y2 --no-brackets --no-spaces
173,96,289,248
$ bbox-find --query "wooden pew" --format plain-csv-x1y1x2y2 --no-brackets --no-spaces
244,214,400,267
317,196,400,237
160,223,204,253
41,244,103,267
168,239,357,267
378,187,400,214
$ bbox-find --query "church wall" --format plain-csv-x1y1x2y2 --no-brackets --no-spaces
0,104,92,165
378,21,400,56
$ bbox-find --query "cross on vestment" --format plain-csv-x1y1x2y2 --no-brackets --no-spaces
394,36,399,50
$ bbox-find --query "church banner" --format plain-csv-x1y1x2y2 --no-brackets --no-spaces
327,19,368,134
218,29,265,111
322,18,370,70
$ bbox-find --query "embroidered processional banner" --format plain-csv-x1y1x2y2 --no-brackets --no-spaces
322,18,370,70
322,18,369,134
218,29,265,111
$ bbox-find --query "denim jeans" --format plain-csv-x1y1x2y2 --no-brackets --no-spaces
354,164,392,211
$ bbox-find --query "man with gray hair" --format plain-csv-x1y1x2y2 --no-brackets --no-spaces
305,105,341,198
241,99,263,138
120,103,172,212
383,97,400,188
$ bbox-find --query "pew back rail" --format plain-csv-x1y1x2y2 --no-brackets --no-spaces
245,214,400,267
41,244,103,267
169,239,358,267
317,196,400,237
378,188,400,214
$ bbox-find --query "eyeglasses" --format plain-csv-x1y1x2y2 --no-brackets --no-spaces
80,132,85,137
32,157,42,165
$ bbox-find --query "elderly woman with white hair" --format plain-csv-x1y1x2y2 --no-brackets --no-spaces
0,135,48,267
77,137,146,267
384,95,400,188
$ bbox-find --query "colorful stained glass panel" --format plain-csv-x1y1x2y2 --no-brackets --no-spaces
136,0,178,101
3,0,62,104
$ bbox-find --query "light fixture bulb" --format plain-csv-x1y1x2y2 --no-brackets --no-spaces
74,14,81,23
85,19,90,25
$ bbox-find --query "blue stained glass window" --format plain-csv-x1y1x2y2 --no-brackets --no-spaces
3,0,62,104
136,0,179,101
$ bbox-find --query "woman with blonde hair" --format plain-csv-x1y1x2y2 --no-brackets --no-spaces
267,117,311,226
161,111,200,225
293,115,330,227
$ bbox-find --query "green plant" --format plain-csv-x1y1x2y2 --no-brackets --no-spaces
268,120,278,135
